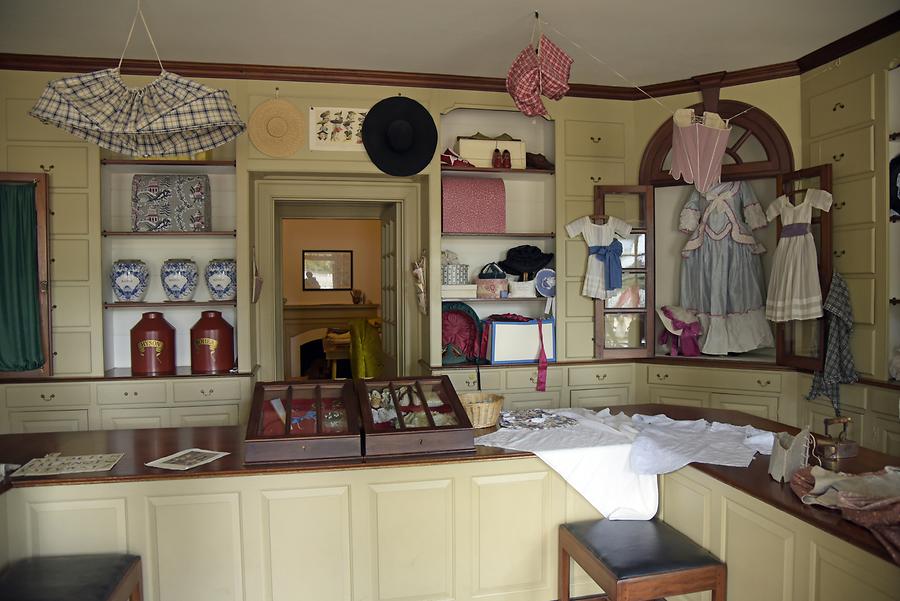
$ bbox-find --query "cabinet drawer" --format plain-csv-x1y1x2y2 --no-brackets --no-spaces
50,191,91,235
51,331,93,375
808,127,873,180
565,160,625,197
568,364,632,387
570,387,629,409
564,120,625,158
7,145,90,188
565,321,596,359
442,369,503,393
710,393,777,421
5,383,91,408
831,177,875,227
9,409,89,433
649,386,708,408
97,381,168,405
50,239,90,281
647,365,782,393
868,388,899,418
50,285,92,328
808,75,873,138
100,407,170,430
171,404,239,427
502,391,560,411
172,378,241,403
505,367,562,390
832,227,874,274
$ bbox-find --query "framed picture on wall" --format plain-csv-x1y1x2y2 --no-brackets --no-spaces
308,107,368,151
302,250,353,291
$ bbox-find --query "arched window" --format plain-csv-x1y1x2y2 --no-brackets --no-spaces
639,100,794,186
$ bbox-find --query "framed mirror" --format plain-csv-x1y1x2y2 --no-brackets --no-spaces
302,250,353,291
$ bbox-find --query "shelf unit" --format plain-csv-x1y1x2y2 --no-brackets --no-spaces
100,160,238,373
439,108,556,333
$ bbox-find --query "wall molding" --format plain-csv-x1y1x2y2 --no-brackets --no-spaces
0,10,896,100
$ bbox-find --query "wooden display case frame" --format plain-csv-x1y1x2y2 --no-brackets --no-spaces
244,380,362,463
356,376,474,457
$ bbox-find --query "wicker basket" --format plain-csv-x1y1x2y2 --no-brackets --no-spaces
458,392,504,428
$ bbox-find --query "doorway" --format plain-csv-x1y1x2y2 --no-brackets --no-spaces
252,177,424,381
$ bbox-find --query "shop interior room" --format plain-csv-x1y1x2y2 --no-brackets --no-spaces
0,2,899,601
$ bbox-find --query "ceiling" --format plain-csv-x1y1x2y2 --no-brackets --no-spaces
0,1,896,86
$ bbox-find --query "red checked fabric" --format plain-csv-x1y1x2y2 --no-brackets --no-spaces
506,46,547,117
506,35,573,116
538,35,573,100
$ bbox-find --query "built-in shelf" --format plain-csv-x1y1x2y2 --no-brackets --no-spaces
442,232,555,238
104,300,237,309
440,165,554,175
103,230,237,237
104,366,247,379
440,297,549,302
100,159,236,166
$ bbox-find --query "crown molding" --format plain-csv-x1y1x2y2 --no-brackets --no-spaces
0,10,896,101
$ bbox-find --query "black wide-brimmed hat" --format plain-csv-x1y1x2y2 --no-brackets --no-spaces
362,96,437,176
498,245,554,277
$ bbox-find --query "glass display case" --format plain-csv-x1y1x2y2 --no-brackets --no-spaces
244,381,362,463
356,376,474,456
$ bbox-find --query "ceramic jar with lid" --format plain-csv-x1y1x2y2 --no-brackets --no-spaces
130,312,176,375
190,310,234,374
205,258,237,301
161,258,198,301
110,259,150,302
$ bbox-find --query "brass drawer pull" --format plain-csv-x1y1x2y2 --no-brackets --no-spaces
40,393,56,401
595,373,607,381
756,379,771,387
833,250,846,257
589,176,603,183
832,153,845,162
529,376,537,384
590,136,602,143
39,164,54,173
834,201,846,209
656,373,669,380
200,388,214,397
832,102,845,111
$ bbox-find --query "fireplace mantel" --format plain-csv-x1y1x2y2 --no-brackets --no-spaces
282,303,380,378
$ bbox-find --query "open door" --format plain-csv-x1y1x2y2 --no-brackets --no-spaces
380,204,399,377
774,164,833,371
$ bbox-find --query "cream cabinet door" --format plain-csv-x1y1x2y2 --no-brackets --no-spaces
49,191,91,235
7,145,90,188
172,378,242,403
803,401,865,444
807,74,873,138
441,369,502,393
710,393,778,421
564,160,626,197
9,410,89,433
569,387,629,409
96,381,168,405
50,332,93,375
808,126,873,180
564,120,626,158
99,407,170,430
5,383,91,408
567,364,633,387
502,391,560,410
505,367,563,390
649,386,709,408
870,416,900,457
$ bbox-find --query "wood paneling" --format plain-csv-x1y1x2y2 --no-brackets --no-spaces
8,409,88,432
808,543,898,601
26,498,126,556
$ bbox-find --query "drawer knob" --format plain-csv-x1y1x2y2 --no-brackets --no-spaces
201,388,214,397
39,164,54,173
656,373,669,380
590,175,603,183
124,392,128,396
595,373,607,381
832,102,845,111
756,379,771,387
834,201,846,210
40,393,55,401
590,136,602,143
134,391,139,396
51,304,57,310
52,351,58,357
529,376,537,384
832,152,845,162
833,250,846,257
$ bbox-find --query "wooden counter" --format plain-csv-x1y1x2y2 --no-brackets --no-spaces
0,405,897,601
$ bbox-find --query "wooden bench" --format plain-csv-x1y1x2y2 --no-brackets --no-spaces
559,519,726,601
0,554,142,601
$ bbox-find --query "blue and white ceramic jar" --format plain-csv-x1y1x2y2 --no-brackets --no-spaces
110,259,150,302
205,258,237,301
160,258,198,301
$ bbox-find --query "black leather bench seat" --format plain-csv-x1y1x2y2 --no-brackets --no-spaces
0,554,141,601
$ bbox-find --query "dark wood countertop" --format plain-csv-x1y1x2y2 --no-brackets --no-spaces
0,404,897,564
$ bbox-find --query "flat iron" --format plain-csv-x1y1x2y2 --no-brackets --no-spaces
813,416,859,468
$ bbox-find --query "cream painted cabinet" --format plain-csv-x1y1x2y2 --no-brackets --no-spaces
9,409,89,433
171,404,239,427
99,407,170,430
502,391,561,410
710,393,778,421
569,386,629,408
650,385,708,408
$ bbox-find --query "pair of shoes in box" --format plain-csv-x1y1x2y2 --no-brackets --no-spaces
492,148,512,169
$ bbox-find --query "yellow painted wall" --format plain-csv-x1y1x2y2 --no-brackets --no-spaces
281,218,381,306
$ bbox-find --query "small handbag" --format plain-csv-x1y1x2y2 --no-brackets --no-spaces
475,263,508,299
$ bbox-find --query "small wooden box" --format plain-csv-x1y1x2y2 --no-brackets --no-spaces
244,381,362,463
357,376,475,456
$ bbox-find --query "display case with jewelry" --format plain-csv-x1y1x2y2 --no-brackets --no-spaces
357,376,474,456
244,381,362,463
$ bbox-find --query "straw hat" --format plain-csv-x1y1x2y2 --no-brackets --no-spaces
248,98,303,158
656,305,700,336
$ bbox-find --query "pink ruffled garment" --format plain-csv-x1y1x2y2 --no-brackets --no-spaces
670,108,732,193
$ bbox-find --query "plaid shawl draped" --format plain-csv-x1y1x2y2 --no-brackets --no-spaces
807,272,858,415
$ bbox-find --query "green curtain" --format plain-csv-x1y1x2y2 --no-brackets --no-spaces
0,183,44,371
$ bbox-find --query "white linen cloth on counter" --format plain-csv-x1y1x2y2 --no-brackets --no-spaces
475,408,775,520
